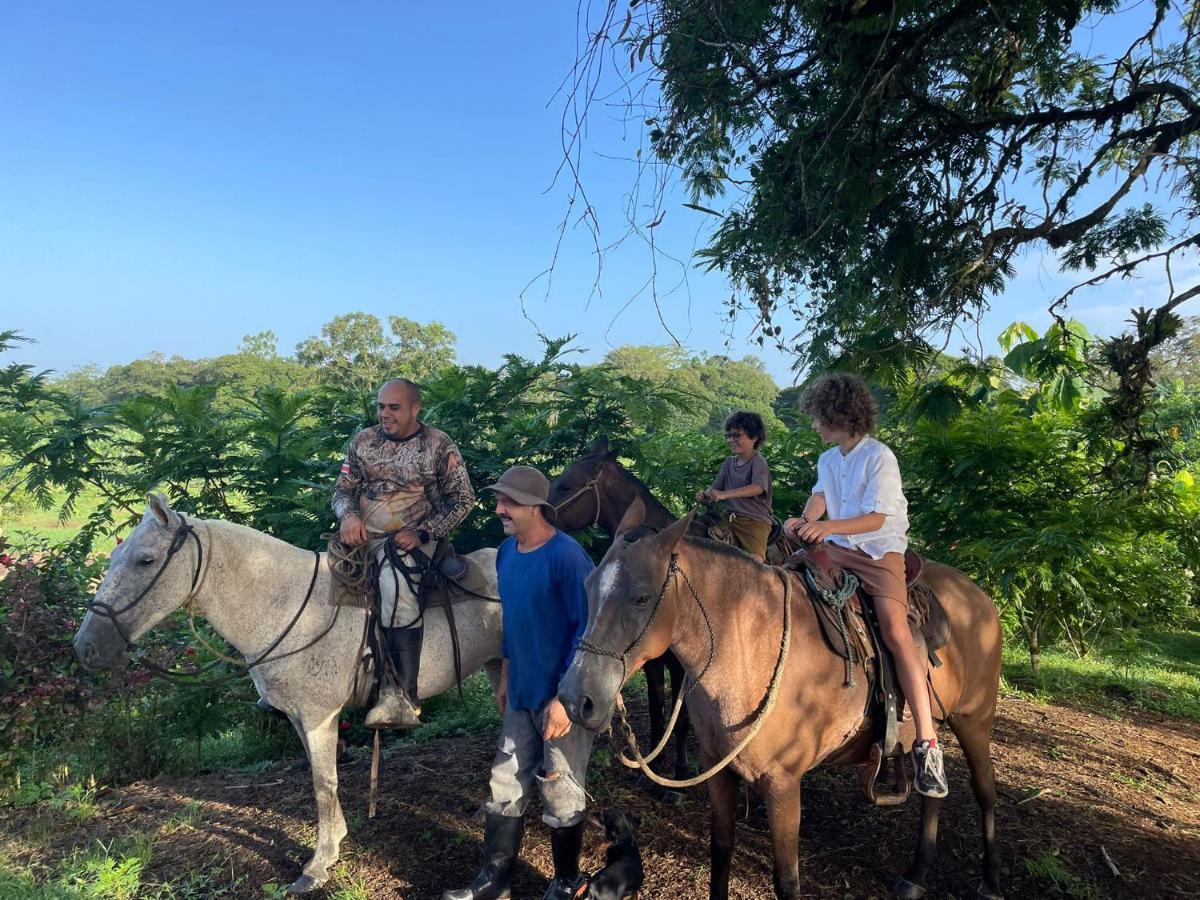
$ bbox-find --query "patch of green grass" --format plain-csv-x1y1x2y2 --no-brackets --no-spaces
1022,848,1096,898
404,671,501,742
1001,629,1200,721
2,488,116,552
328,866,373,900
56,834,156,899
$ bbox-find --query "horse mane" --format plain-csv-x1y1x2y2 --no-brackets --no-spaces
621,523,660,543
682,534,760,563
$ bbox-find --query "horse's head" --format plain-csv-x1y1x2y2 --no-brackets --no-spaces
547,436,614,532
74,493,203,670
558,497,695,731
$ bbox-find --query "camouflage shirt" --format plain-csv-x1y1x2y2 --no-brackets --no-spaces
331,423,475,540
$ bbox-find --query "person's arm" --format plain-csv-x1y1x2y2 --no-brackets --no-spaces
496,657,509,714
697,462,726,502
713,483,765,500
332,440,368,545
546,546,594,741
785,493,827,539
419,438,476,540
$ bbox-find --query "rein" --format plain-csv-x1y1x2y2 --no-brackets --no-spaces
578,556,793,789
90,518,338,687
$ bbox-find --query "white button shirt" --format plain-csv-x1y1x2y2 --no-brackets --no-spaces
811,435,909,559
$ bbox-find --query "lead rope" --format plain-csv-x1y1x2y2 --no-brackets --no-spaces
614,567,793,789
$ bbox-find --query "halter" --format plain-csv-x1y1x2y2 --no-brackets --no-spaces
86,515,206,651
576,552,717,693
87,515,333,684
576,548,793,790
551,459,610,529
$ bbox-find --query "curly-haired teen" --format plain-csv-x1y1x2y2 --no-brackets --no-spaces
783,373,947,798
696,411,773,561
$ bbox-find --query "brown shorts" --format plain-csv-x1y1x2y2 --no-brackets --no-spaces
729,514,772,559
824,543,907,607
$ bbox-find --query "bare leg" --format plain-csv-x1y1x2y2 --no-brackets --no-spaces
708,769,739,900
759,777,801,899
875,598,935,741
288,712,348,893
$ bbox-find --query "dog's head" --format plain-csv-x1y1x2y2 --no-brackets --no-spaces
596,808,641,844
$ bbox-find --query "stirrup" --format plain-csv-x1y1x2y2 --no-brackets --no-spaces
365,686,422,729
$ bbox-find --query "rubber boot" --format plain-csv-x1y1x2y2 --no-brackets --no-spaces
442,812,524,900
542,821,587,900
364,625,422,729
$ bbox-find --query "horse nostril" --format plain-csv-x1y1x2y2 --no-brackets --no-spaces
581,695,596,721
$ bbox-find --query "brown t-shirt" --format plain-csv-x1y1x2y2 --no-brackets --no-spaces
710,452,773,523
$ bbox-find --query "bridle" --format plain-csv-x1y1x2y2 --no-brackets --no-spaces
86,515,207,651
87,515,333,683
576,552,716,689
575,545,793,790
551,458,609,529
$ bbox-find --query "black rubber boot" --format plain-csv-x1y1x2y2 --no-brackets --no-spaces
442,812,524,900
542,821,587,900
390,623,423,703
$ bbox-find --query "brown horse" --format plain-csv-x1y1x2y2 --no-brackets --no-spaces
558,501,1003,900
547,437,693,781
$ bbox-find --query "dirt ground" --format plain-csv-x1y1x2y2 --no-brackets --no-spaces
4,693,1199,899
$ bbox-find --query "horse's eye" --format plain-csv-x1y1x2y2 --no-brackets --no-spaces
632,594,652,607
137,556,155,567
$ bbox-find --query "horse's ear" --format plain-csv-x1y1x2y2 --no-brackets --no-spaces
589,435,611,458
655,510,695,555
615,497,646,538
145,492,178,529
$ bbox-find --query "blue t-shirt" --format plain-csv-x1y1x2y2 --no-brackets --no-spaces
497,530,594,711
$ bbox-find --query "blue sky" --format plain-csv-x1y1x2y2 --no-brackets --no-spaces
2,2,1195,386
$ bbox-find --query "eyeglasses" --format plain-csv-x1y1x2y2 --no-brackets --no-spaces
725,431,746,440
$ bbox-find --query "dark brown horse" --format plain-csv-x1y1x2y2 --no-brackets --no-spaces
559,501,1003,900
547,437,693,780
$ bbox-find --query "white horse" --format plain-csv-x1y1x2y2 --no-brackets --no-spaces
73,493,504,893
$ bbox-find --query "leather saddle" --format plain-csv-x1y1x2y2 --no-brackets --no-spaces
783,545,950,806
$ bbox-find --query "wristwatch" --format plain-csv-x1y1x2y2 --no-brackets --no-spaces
417,529,431,545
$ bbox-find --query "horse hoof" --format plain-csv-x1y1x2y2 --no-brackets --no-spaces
287,875,326,893
893,877,926,899
976,884,1003,899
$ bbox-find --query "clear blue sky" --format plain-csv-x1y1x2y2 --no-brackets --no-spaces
1,2,1194,385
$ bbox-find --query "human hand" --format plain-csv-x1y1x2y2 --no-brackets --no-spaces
339,514,367,546
794,519,837,543
394,528,423,551
542,698,572,741
695,489,712,503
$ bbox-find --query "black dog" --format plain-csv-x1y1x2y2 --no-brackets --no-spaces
586,808,644,899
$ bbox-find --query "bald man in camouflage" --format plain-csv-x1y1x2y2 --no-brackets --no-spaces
333,378,475,728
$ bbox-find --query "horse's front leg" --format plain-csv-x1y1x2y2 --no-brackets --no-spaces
287,711,348,893
708,768,739,900
760,776,801,900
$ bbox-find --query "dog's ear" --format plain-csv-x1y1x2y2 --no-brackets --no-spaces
628,812,642,830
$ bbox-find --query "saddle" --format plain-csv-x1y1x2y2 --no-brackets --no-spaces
784,545,950,806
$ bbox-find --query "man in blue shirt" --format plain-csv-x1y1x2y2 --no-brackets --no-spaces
442,465,595,900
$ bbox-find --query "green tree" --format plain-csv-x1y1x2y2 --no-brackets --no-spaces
295,312,457,391
580,1,1200,462
1154,316,1200,386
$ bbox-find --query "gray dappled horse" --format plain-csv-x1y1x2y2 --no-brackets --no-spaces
74,494,503,893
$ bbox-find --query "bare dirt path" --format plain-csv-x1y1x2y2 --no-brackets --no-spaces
4,694,1198,898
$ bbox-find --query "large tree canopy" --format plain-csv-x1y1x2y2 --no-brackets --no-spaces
580,0,1200,388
